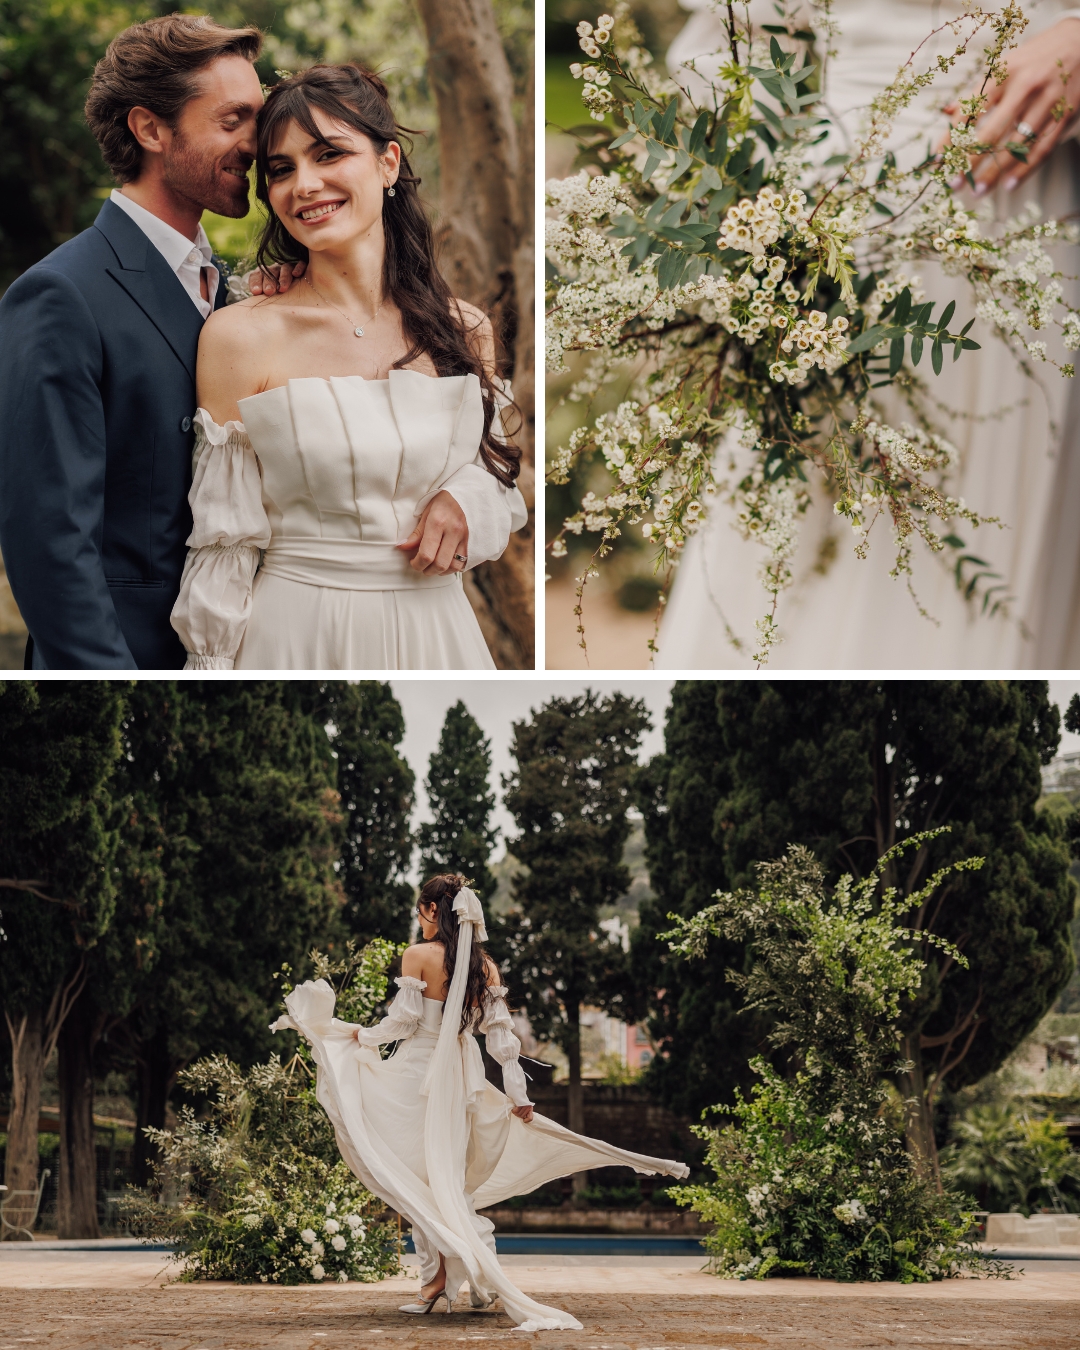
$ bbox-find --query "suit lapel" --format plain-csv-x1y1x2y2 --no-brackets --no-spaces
95,199,204,382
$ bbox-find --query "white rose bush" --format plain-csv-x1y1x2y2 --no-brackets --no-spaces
547,1,1080,663
122,940,404,1285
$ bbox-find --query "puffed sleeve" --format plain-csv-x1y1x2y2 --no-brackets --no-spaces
428,379,528,569
353,975,427,1047
169,408,271,669
479,984,531,1107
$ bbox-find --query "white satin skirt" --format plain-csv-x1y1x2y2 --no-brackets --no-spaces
233,570,495,670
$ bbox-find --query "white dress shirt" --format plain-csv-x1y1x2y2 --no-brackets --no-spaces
109,189,219,319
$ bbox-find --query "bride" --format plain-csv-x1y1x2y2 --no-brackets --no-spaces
273,874,688,1331
657,0,1080,669
170,64,526,670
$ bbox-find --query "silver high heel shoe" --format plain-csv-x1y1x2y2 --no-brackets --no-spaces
398,1289,452,1314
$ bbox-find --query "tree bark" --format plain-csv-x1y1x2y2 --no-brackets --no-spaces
898,1032,941,1189
3,1008,45,1214
415,0,534,667
132,1025,174,1190
57,992,101,1239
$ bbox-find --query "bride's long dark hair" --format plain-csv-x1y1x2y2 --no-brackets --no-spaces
253,63,521,488
418,872,492,1031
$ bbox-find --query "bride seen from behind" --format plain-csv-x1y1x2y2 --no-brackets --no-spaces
276,873,689,1330
170,64,527,670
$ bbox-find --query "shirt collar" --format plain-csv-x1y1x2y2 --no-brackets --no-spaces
110,189,214,274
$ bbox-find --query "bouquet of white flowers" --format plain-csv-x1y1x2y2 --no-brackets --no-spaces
546,0,1080,663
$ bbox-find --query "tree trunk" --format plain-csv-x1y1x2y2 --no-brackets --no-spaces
57,992,100,1239
3,1008,45,1214
898,1032,941,1189
132,1025,173,1190
415,0,533,667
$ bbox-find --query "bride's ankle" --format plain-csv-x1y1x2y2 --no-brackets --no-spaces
421,1281,446,1301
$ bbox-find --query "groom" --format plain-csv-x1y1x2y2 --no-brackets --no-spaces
0,14,264,669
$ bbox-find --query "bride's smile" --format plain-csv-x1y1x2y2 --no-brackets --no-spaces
265,110,400,256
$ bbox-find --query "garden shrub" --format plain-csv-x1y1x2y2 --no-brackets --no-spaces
123,940,405,1284
662,833,1010,1281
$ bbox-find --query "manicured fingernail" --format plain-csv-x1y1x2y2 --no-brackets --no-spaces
974,181,988,197
1003,177,1017,191
947,175,963,189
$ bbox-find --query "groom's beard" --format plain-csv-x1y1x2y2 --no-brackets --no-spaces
163,130,251,219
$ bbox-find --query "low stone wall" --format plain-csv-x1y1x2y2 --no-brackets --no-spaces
985,1212,1080,1247
479,1205,707,1234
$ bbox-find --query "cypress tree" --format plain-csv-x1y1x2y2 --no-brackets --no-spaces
494,691,649,1164
417,700,498,900
296,682,416,945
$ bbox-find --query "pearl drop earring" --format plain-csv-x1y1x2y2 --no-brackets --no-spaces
387,186,396,197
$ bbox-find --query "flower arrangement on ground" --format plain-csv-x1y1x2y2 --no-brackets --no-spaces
659,833,1012,1281
122,940,405,1284
546,1,1080,663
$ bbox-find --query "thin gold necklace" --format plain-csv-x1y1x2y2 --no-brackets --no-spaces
305,275,384,337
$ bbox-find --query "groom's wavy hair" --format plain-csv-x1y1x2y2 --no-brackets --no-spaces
86,14,263,183
418,873,493,1032
253,64,521,488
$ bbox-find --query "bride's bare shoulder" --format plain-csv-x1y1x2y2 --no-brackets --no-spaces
401,941,444,980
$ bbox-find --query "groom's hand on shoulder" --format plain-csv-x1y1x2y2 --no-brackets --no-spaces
247,261,306,296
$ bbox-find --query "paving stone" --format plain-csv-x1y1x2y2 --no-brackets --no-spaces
0,1289,1076,1350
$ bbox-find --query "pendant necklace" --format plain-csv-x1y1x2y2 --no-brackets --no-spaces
306,275,384,337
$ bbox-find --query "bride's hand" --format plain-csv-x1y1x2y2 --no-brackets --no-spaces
940,18,1080,195
397,492,470,575
511,1104,534,1123
246,261,307,296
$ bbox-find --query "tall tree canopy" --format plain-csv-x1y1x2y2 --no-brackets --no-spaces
417,700,498,899
296,682,415,946
636,680,1076,1175
0,680,126,1210
494,690,649,1159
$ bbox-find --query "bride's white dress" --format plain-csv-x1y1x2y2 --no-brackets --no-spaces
273,889,688,1332
658,0,1080,669
170,370,527,670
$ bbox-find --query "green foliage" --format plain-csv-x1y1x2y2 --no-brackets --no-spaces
663,840,1001,1282
417,700,498,901
295,683,415,947
123,1059,400,1284
0,0,149,286
108,682,346,1071
941,1106,1080,1215
493,691,651,1066
0,679,127,1012
123,940,404,1283
636,681,1077,1141
670,1057,988,1282
299,935,406,1031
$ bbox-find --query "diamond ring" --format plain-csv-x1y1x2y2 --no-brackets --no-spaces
1016,120,1038,142
453,554,467,564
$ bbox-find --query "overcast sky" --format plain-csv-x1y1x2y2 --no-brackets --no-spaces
388,679,1080,871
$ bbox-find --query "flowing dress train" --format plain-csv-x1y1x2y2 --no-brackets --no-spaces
273,888,689,1332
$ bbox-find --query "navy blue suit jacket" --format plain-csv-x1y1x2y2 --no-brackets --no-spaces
0,198,225,669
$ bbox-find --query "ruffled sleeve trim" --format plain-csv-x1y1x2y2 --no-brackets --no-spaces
395,975,428,991
485,984,509,999
194,406,247,445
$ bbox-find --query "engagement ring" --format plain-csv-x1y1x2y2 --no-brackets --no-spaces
1016,120,1038,141
454,554,467,564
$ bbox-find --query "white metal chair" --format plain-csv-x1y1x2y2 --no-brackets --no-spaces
0,1169,50,1240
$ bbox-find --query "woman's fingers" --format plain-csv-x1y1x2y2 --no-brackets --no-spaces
1000,88,1074,188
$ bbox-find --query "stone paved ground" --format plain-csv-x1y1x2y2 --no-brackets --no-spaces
1,1284,1078,1350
